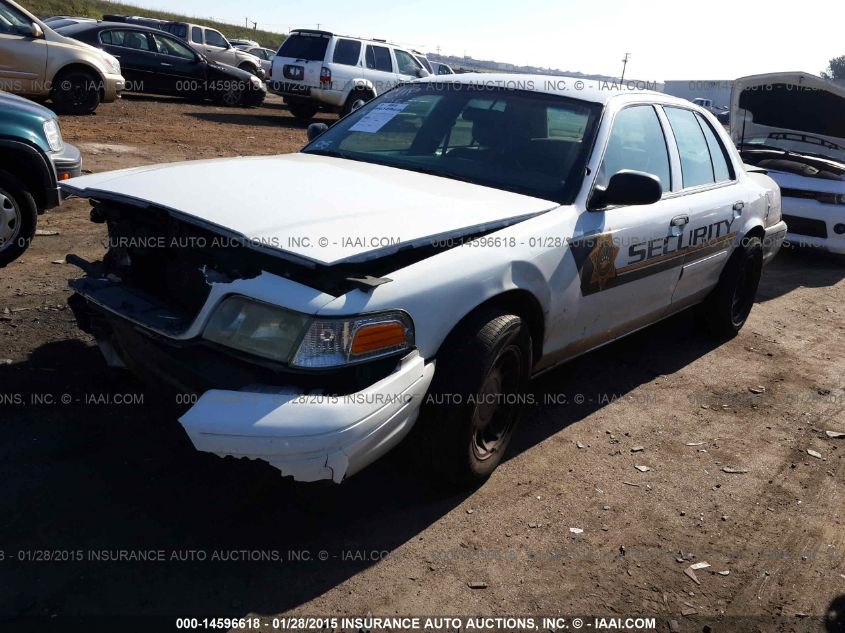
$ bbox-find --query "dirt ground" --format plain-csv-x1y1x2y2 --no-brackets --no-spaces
1,93,844,632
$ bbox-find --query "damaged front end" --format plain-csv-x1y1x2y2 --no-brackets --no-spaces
731,72,845,253
67,198,436,482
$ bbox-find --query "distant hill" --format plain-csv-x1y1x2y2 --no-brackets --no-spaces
25,0,286,48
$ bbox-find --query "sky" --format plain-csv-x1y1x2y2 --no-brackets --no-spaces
127,0,844,81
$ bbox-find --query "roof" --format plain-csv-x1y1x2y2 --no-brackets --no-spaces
415,73,681,106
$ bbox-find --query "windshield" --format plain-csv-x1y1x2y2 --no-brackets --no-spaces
301,83,601,203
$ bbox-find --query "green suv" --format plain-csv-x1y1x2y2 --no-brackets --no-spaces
0,90,81,267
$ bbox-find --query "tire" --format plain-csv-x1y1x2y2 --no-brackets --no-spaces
52,69,101,115
414,309,532,487
0,171,37,268
288,102,319,121
342,89,374,116
697,235,763,338
214,84,244,107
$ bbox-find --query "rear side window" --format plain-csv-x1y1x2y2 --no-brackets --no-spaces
191,26,202,44
332,39,361,66
278,33,329,61
101,30,151,51
664,107,715,188
365,45,393,72
695,113,733,182
164,24,187,39
599,105,671,193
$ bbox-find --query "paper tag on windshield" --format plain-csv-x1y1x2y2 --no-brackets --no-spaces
349,103,408,133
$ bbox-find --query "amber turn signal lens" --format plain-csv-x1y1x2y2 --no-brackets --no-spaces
351,322,407,356
59,172,71,181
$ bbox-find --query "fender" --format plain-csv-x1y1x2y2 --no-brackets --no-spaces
346,78,378,97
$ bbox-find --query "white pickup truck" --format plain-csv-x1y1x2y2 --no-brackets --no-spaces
62,75,786,487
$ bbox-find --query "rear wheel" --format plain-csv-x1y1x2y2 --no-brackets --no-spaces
414,309,532,487
287,102,319,121
697,235,763,337
52,69,101,115
342,89,374,116
0,171,37,268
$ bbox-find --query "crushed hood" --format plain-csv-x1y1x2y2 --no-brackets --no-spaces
62,153,556,266
730,72,845,148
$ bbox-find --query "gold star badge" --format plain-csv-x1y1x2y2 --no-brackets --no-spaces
588,234,620,290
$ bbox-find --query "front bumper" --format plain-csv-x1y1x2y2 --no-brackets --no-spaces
762,220,787,265
45,142,82,209
179,351,434,483
781,197,845,255
102,73,125,102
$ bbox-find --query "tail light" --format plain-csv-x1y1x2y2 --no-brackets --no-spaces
320,67,331,85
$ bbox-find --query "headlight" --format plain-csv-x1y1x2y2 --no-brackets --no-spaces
101,52,121,75
202,297,414,368
203,297,309,363
42,119,63,152
292,311,414,369
249,75,261,87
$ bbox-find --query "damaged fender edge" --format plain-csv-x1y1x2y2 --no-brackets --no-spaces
178,351,436,483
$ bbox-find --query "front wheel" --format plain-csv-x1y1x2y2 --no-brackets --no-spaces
52,70,101,115
697,235,763,337
214,84,244,107
414,309,532,487
0,171,38,268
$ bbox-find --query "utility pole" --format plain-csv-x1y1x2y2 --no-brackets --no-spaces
620,52,630,85
251,21,257,31
245,17,248,27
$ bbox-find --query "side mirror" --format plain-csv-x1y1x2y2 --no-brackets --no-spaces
415,68,430,78
590,170,663,209
31,23,44,38
307,122,329,141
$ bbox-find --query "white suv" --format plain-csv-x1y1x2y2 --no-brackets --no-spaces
269,29,430,120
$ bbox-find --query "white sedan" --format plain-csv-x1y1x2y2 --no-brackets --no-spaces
62,74,786,487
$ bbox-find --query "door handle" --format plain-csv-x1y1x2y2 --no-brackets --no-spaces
670,214,689,228
161,62,172,67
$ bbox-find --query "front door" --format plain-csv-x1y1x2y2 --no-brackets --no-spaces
0,1,47,94
150,33,204,95
202,28,235,66
560,104,685,351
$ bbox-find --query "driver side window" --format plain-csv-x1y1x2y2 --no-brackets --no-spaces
394,50,422,76
204,29,228,48
0,2,31,34
598,105,671,194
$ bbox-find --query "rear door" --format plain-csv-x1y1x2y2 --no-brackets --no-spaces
98,29,157,92
661,106,740,306
364,44,396,94
272,31,329,90
0,1,47,94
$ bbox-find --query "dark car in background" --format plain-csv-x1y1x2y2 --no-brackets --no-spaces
56,22,266,108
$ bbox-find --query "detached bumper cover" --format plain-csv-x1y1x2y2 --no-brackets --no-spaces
762,220,787,265
179,351,435,483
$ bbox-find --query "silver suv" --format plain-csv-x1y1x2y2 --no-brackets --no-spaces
269,29,430,120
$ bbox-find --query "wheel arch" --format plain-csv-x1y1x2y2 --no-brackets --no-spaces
432,288,546,366
0,139,56,212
